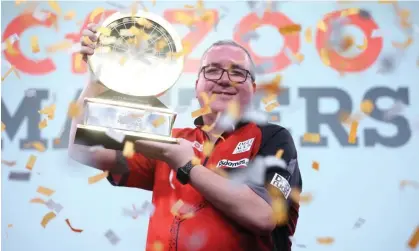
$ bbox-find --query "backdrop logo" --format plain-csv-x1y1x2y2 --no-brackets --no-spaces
2,8,382,76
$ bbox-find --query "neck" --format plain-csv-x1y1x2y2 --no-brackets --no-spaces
202,113,224,143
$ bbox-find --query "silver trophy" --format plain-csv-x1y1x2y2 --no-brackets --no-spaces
74,10,184,150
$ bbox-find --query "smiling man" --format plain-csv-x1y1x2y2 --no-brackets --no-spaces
69,23,303,251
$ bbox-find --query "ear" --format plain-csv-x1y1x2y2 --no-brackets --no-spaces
195,79,199,98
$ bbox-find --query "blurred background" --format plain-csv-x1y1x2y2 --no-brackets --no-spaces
1,1,419,251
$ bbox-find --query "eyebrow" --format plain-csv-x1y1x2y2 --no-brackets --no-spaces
208,62,247,71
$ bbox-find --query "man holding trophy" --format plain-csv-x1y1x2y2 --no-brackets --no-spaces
68,10,302,251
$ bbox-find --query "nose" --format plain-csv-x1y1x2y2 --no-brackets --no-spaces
217,70,231,86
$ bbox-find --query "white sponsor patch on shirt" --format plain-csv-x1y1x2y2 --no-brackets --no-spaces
232,138,255,154
192,141,203,152
216,158,249,169
270,173,291,199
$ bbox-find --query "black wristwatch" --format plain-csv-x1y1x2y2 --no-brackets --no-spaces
176,161,194,185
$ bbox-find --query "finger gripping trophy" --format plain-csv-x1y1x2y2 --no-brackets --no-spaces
75,10,184,150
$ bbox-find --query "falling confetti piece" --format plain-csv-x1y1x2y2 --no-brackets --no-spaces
191,156,201,166
45,199,63,213
303,133,321,143
392,37,413,49
64,10,76,20
30,36,40,53
9,172,31,181
400,180,419,189
348,121,358,144
317,237,334,245
23,141,46,152
360,100,374,114
105,129,125,143
39,104,56,120
26,155,37,170
171,200,184,216
1,122,5,131
278,24,301,35
46,40,73,53
275,149,284,159
340,35,354,51
37,186,55,196
30,197,46,204
265,101,280,112
320,48,331,66
203,141,214,157
304,27,312,43
353,217,366,229
48,0,61,15
8,224,13,228
317,20,327,32
312,161,319,171
88,171,109,184
65,219,83,233
1,160,16,166
191,106,212,118
152,116,166,128
38,119,48,129
105,229,120,245
97,26,111,36
41,211,56,228
272,198,288,225
67,102,82,118
152,241,164,251
290,190,313,204
262,93,277,104
1,66,17,82
408,226,419,249
357,37,368,50
122,141,135,158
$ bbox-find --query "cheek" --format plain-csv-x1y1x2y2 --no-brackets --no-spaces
237,84,254,105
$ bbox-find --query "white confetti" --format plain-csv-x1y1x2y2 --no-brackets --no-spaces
241,31,260,43
45,199,63,214
25,89,37,98
104,229,120,245
88,145,105,152
255,60,275,74
242,107,269,125
33,9,50,22
383,100,406,120
1,33,19,50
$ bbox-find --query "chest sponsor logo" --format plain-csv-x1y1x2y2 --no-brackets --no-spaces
216,158,249,169
192,141,203,152
270,173,291,199
232,138,255,154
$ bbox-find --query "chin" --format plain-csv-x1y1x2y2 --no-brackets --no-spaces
210,102,228,113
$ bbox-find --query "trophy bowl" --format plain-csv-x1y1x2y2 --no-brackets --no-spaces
74,10,184,151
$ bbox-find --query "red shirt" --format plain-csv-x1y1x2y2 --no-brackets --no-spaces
108,117,302,251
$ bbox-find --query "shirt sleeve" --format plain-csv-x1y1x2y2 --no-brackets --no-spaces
248,125,302,250
107,151,156,191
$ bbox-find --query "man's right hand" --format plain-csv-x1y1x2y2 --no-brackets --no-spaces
80,23,98,61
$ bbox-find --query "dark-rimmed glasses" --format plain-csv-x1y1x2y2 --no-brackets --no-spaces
200,65,254,83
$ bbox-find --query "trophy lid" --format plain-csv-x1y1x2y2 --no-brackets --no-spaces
88,10,184,97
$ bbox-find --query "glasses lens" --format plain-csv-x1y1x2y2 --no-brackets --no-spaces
204,66,248,82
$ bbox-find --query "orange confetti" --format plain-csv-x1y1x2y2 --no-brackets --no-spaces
271,115,279,121
278,24,301,35
46,40,73,53
8,224,13,228
122,141,134,158
312,161,319,171
317,20,327,32
317,237,334,245
1,122,5,131
48,0,62,15
38,119,48,129
203,141,214,157
41,212,56,228
272,198,288,226
262,93,277,105
88,171,109,184
290,189,313,204
65,219,83,233
1,66,18,82
191,106,211,118
30,198,46,204
152,241,164,251
170,200,184,216
348,121,358,144
303,133,321,143
25,141,46,152
400,180,419,189
360,100,374,114
31,36,40,53
191,156,201,166
357,37,368,50
392,37,413,49
304,27,312,43
37,186,55,196
89,7,105,23
265,101,279,112
275,149,284,159
74,53,83,71
64,10,76,20
257,74,282,94
320,48,330,66
340,35,354,51
408,226,419,249
26,155,37,170
152,116,166,128
39,104,56,120
53,138,61,145
67,102,82,118
180,212,195,220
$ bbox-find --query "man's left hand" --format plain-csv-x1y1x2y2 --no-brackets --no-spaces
134,138,195,171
